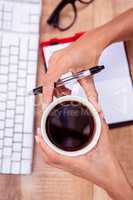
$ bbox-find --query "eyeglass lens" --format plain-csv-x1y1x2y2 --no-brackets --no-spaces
58,3,77,31
47,0,95,31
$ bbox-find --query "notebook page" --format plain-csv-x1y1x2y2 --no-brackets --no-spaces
43,42,133,124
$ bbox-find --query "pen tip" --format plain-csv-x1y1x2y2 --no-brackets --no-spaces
100,65,105,70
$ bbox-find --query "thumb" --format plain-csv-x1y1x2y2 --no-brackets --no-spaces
43,50,71,106
42,68,63,106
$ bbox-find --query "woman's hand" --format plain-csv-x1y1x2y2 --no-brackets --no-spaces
43,8,133,106
39,8,133,199
40,27,118,192
35,114,114,186
43,28,107,106
36,77,133,199
35,112,133,200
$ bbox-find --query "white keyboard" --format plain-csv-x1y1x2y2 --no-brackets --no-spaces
0,0,40,174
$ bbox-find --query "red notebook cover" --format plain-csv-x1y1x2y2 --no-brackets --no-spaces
40,32,84,67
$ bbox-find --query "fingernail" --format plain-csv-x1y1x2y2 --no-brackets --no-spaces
35,136,40,144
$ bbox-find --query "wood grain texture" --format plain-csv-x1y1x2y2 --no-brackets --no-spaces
0,0,133,200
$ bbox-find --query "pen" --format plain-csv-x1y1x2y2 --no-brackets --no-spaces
28,65,105,96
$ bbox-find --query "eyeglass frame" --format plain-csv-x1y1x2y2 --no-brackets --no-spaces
47,0,95,31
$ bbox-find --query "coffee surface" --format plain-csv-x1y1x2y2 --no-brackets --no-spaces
46,101,95,151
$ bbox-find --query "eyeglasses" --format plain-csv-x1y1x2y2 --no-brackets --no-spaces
47,0,95,31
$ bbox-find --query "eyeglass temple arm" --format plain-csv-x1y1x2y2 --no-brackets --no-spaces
47,0,70,26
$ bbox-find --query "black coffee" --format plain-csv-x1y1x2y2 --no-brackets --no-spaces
46,101,95,151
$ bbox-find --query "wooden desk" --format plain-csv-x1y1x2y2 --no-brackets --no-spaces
0,1,133,199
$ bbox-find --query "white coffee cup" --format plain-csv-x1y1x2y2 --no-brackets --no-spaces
41,95,101,157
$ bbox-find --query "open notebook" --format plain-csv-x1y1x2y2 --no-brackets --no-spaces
43,41,133,125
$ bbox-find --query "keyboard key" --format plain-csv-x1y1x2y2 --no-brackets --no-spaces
0,130,4,139
28,61,37,74
0,66,8,74
0,75,8,83
0,56,9,65
0,149,2,158
3,147,12,157
22,147,32,159
3,12,12,21
0,84,7,92
10,46,19,55
9,73,17,82
13,143,21,152
0,93,7,101
23,134,33,147
11,162,20,174
8,82,17,91
0,139,3,148
16,106,24,114
4,137,12,146
3,21,11,30
17,88,25,96
27,75,36,92
18,70,26,78
10,56,18,64
30,6,40,15
16,96,24,105
8,92,16,100
3,3,12,12
29,37,38,50
21,160,31,174
23,97,34,132
9,64,18,73
8,36,19,46
1,47,9,56
1,34,9,47
15,124,23,132
12,152,21,161
0,102,6,111
30,15,39,24
18,78,26,87
19,61,27,70
7,100,15,109
0,121,4,129
2,158,11,174
14,134,22,142
6,109,15,118
5,128,13,137
0,112,5,120
15,115,23,123
0,20,2,29
20,38,28,60
5,119,14,128
28,50,37,61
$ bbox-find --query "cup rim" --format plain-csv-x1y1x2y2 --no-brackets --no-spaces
41,95,101,157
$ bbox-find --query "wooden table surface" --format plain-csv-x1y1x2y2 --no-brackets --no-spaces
0,0,133,200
